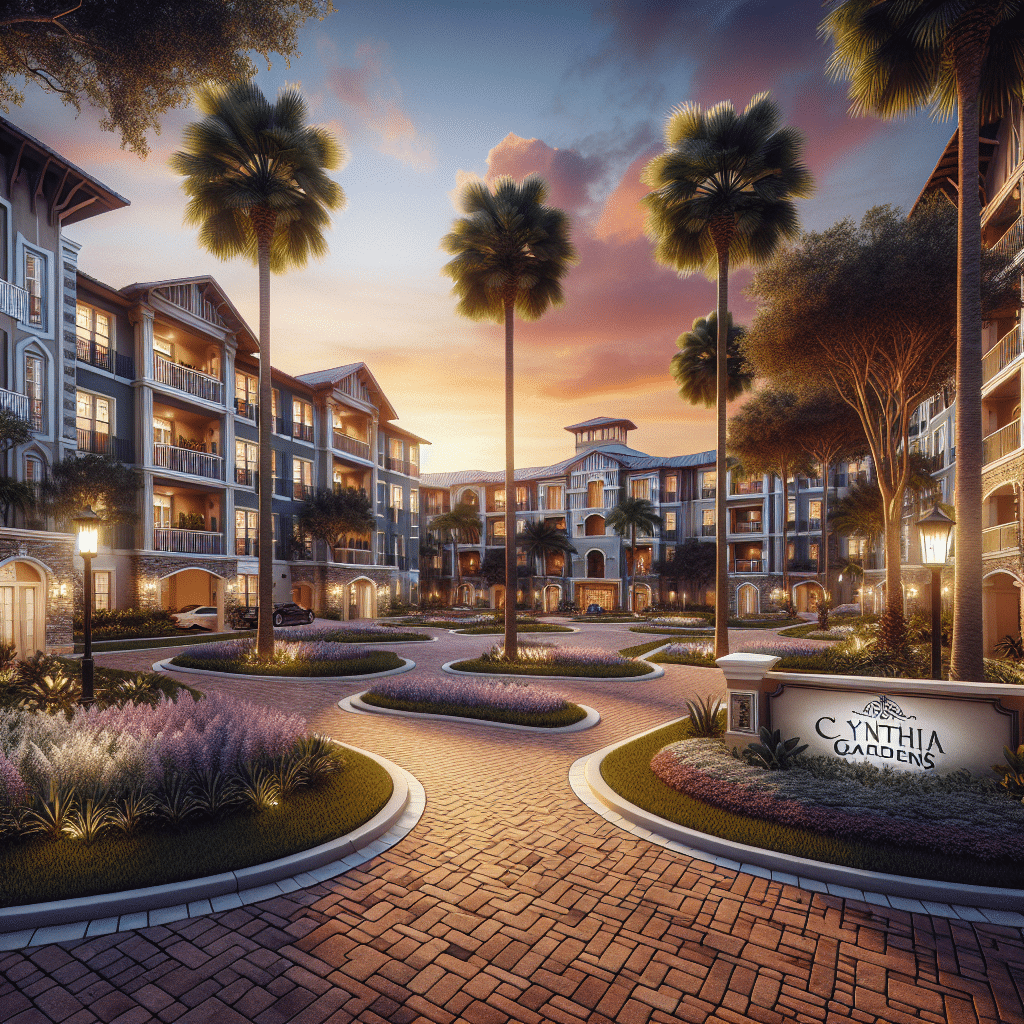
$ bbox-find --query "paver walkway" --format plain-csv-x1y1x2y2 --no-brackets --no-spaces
2,621,1023,1024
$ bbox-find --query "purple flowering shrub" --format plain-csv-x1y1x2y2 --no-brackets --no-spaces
484,643,633,666
171,637,402,676
650,739,1024,862
369,674,569,714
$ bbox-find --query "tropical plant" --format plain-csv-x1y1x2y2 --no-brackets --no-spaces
607,496,662,613
992,744,1024,801
995,635,1024,661
642,92,813,658
684,694,724,738
38,453,140,528
297,487,375,561
517,520,576,578
172,80,344,659
0,408,34,527
821,1,1024,683
656,538,716,599
671,312,753,407
429,503,483,597
743,726,809,771
442,175,577,660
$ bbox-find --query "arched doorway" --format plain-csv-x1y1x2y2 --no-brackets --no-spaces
292,582,313,610
0,560,44,658
586,550,605,578
983,570,1022,657
633,583,652,612
455,582,474,606
793,581,825,613
348,578,377,619
737,583,759,618
543,584,561,612
491,585,505,610
584,514,605,536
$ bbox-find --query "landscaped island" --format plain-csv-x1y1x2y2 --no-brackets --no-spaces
451,643,656,678
360,674,587,728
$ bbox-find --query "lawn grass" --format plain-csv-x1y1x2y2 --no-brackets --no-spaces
170,650,403,677
619,638,675,658
449,656,655,678
453,624,574,635
0,751,393,908
359,692,587,728
74,630,256,654
629,627,715,637
571,615,644,623
322,630,432,643
600,721,1022,888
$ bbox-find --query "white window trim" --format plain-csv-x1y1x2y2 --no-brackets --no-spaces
16,237,54,339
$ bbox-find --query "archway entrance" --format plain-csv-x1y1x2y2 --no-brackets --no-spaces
292,583,313,610
0,561,44,658
737,583,759,617
793,581,825,613
455,583,474,607
983,571,1021,657
158,568,226,631
491,585,505,610
586,550,605,578
584,514,605,536
349,578,376,619
633,584,652,612
543,584,561,612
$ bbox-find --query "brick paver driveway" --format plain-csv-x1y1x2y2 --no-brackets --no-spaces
2,621,1022,1024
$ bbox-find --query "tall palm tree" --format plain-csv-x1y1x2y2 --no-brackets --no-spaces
429,503,482,604
821,2,1024,682
517,519,577,579
643,93,813,658
672,312,753,408
607,496,663,613
172,80,344,658
442,177,577,656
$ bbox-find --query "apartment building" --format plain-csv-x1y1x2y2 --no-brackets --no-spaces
420,417,854,614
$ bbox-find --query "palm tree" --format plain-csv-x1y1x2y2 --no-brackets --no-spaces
820,3,1024,681
172,80,344,658
442,177,577,656
643,93,813,658
517,520,577,579
429,503,482,604
607,496,662,613
672,312,753,407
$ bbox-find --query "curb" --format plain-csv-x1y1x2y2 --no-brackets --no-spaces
152,656,416,683
448,626,580,635
572,720,1024,922
440,659,664,682
0,743,423,944
340,692,600,733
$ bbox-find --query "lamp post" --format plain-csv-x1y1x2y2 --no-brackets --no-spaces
917,505,954,680
73,506,100,705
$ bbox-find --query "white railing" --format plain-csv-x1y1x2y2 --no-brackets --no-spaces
333,548,374,564
983,522,1019,554
982,325,1023,386
153,528,224,554
0,280,29,321
993,216,1024,261
154,353,224,404
153,443,224,479
731,521,762,533
0,387,29,421
983,419,1021,465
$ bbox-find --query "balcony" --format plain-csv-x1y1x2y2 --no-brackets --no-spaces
983,419,1021,465
731,520,762,534
153,444,224,480
235,398,257,421
731,559,763,573
77,428,134,462
333,430,371,461
334,547,374,564
731,480,763,495
293,481,313,501
154,354,224,405
0,387,29,422
292,422,314,443
153,528,224,555
77,338,135,378
0,279,29,321
386,456,419,477
701,523,715,536
993,215,1024,262
983,325,1023,387
983,522,1020,553
235,467,255,487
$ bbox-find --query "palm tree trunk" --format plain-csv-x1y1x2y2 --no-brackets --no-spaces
629,523,636,612
503,298,517,659
821,460,830,593
780,472,790,606
950,52,986,682
452,533,460,604
712,240,731,658
253,210,276,660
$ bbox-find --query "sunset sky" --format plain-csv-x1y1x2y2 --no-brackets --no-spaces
13,0,953,472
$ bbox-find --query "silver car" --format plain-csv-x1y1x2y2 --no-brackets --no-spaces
172,605,219,631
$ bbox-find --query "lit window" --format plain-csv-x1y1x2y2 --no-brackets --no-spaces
24,252,44,326
235,509,258,555
93,571,111,611
631,478,650,501
76,392,110,454
293,400,313,441
153,493,171,529
665,511,677,533
293,458,313,499
25,355,42,431
235,440,258,486
391,484,403,510
235,371,257,418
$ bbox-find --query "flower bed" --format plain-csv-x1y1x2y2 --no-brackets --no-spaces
652,638,833,671
360,674,587,728
451,643,655,678
274,624,431,643
651,738,1024,865
170,637,402,677
0,694,393,906
646,616,708,627
453,624,573,634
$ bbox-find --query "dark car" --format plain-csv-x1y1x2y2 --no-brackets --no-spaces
238,602,315,627
585,603,604,615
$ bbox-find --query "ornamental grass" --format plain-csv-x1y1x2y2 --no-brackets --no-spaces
452,643,654,678
171,637,402,676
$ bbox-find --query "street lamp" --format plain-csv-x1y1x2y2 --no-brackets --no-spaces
73,506,100,705
917,505,954,680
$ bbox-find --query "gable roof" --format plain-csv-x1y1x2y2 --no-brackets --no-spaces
295,362,398,421
564,416,637,432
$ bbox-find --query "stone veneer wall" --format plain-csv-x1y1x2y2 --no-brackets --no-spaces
0,529,75,653
289,563,395,617
131,554,238,608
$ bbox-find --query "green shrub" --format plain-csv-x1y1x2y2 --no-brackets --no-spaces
171,649,402,677
450,656,653,678
740,726,808,770
359,693,587,728
74,606,182,641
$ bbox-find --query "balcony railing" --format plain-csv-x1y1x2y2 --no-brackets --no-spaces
386,456,419,476
334,547,373,564
0,279,29,321
77,428,133,462
235,466,255,487
0,387,29,422
983,325,1023,387
731,520,762,533
333,430,371,460
154,353,224,404
701,487,716,499
731,559,763,573
274,477,290,497
731,480,763,495
235,398,257,421
701,523,715,536
993,215,1024,261
77,338,135,378
292,422,314,442
983,522,1020,553
788,559,819,572
153,444,224,479
293,481,313,501
153,528,224,554
983,419,1021,465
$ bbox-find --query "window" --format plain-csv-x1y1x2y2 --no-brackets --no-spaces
293,458,313,500
235,440,258,486
293,399,313,442
492,519,505,537
24,251,44,327
808,500,822,528
237,574,258,607
409,444,419,468
516,485,528,509
664,511,677,534
153,416,173,446
235,371,257,419
702,509,715,536
93,571,111,612
391,484,403,511
24,455,42,487
410,490,419,514
153,333,173,358
76,392,110,453
631,478,650,501
700,471,716,499
587,480,603,507
154,493,171,529
377,480,386,509
377,530,385,560
76,304,111,370
272,389,281,432
809,542,819,564
545,485,563,510
25,355,42,431
664,474,678,499
388,437,403,461
235,509,258,555
787,499,796,526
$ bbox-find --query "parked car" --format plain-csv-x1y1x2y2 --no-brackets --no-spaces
172,605,219,631
237,602,315,627
585,603,604,615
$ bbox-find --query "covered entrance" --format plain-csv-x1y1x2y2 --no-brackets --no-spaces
736,583,759,617
577,582,617,612
793,581,825,613
983,570,1021,658
349,578,377,620
0,560,44,658
158,568,226,631
543,584,561,612
292,582,313,610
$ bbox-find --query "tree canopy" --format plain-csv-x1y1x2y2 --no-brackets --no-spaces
516,520,576,576
296,487,374,556
0,1,333,156
656,539,716,595
39,453,139,527
671,312,753,408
